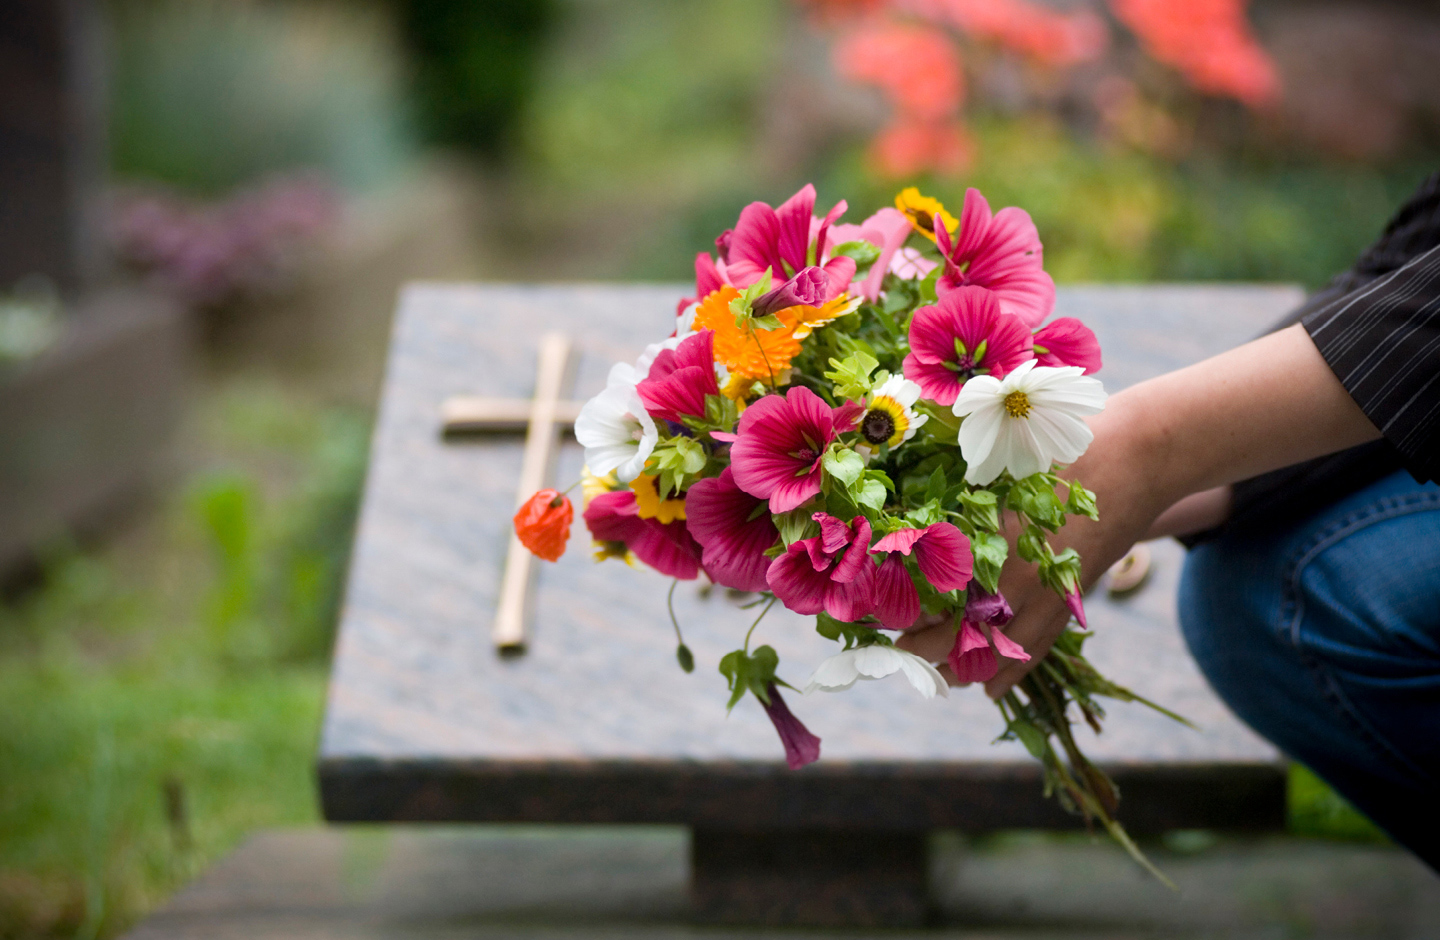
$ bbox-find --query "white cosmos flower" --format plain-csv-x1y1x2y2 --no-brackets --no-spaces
574,364,658,482
951,358,1106,485
804,645,949,700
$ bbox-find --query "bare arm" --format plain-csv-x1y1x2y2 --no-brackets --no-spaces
897,324,1381,695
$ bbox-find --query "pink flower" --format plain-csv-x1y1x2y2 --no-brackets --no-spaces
726,184,856,298
936,187,1055,327
947,586,1027,683
753,266,830,317
684,468,779,593
903,286,1033,405
871,520,978,631
677,252,731,315
729,386,842,513
1031,317,1102,374
583,490,703,580
636,330,719,423
1064,585,1088,629
767,513,875,622
760,683,821,769
871,521,974,591
828,207,913,302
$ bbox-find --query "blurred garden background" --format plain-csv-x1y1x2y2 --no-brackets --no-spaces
2,0,1438,935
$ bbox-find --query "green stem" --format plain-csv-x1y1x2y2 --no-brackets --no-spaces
742,596,777,653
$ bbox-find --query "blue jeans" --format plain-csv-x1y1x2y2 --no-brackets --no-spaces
1180,469,1440,869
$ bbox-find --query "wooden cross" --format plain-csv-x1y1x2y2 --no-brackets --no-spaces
440,332,585,653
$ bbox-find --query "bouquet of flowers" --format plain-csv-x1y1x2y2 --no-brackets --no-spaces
513,184,1183,876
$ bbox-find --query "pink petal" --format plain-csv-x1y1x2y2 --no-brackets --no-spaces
872,527,925,555
695,252,724,298
775,184,818,276
814,198,848,262
684,468,778,593
948,620,998,684
727,201,782,287
768,541,834,615
832,399,864,432
629,518,703,580
912,522,973,593
1032,317,1102,374
829,516,873,584
872,552,920,629
814,512,853,554
901,352,964,406
857,207,913,302
821,255,857,300
988,623,1031,663
1064,586,1088,629
824,560,875,621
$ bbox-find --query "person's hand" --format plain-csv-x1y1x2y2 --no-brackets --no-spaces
896,391,1184,697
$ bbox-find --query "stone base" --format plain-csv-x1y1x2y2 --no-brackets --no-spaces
0,287,189,581
690,828,929,927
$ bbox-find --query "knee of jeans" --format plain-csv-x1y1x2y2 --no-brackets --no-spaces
1179,541,1286,696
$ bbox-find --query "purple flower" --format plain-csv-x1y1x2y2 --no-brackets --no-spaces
760,683,821,769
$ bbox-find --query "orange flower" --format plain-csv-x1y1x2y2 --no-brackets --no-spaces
692,286,803,385
513,488,573,561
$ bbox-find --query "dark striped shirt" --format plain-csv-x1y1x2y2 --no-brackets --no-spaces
1188,171,1440,543
1303,234,1440,483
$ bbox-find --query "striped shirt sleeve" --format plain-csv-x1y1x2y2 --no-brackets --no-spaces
1302,243,1440,483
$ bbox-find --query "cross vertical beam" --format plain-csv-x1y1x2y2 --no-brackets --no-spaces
491,332,575,652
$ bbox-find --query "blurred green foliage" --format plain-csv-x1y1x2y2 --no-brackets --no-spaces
520,0,781,196
396,0,555,157
1288,764,1390,842
108,0,416,194
0,384,368,939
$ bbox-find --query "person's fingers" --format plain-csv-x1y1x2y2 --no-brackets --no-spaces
984,603,1072,699
893,619,955,662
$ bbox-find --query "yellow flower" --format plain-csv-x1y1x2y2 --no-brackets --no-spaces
779,293,862,340
630,473,686,523
895,187,957,242
581,466,622,507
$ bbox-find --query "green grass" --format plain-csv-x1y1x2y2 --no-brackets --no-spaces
0,380,368,939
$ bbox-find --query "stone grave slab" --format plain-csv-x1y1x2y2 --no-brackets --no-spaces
319,282,1303,926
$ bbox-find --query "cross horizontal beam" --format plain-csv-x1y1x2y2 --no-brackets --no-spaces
441,396,584,434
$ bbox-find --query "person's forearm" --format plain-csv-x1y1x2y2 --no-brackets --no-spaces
1093,324,1381,511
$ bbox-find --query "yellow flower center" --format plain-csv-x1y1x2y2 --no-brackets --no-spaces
1003,390,1032,419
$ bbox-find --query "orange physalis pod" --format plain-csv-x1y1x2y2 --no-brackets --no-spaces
513,489,573,562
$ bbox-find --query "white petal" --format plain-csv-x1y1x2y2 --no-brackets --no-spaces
805,649,862,693
608,361,642,388
957,401,1004,472
995,357,1039,392
951,374,1003,417
896,651,949,699
1002,414,1048,479
1027,375,1107,415
851,645,903,680
1026,406,1094,465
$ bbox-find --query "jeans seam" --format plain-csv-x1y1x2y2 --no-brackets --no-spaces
1278,490,1440,788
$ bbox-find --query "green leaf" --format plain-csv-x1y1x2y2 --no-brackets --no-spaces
823,350,880,399
823,447,865,488
971,530,1007,594
1010,719,1049,760
866,469,896,493
1010,475,1066,531
1066,480,1099,520
1017,524,1050,564
832,239,881,266
924,466,947,503
751,314,784,331
774,507,818,546
919,264,941,303
959,489,1000,533
855,477,887,511
904,500,942,528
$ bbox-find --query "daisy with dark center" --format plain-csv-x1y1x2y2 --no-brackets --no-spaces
858,375,927,448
